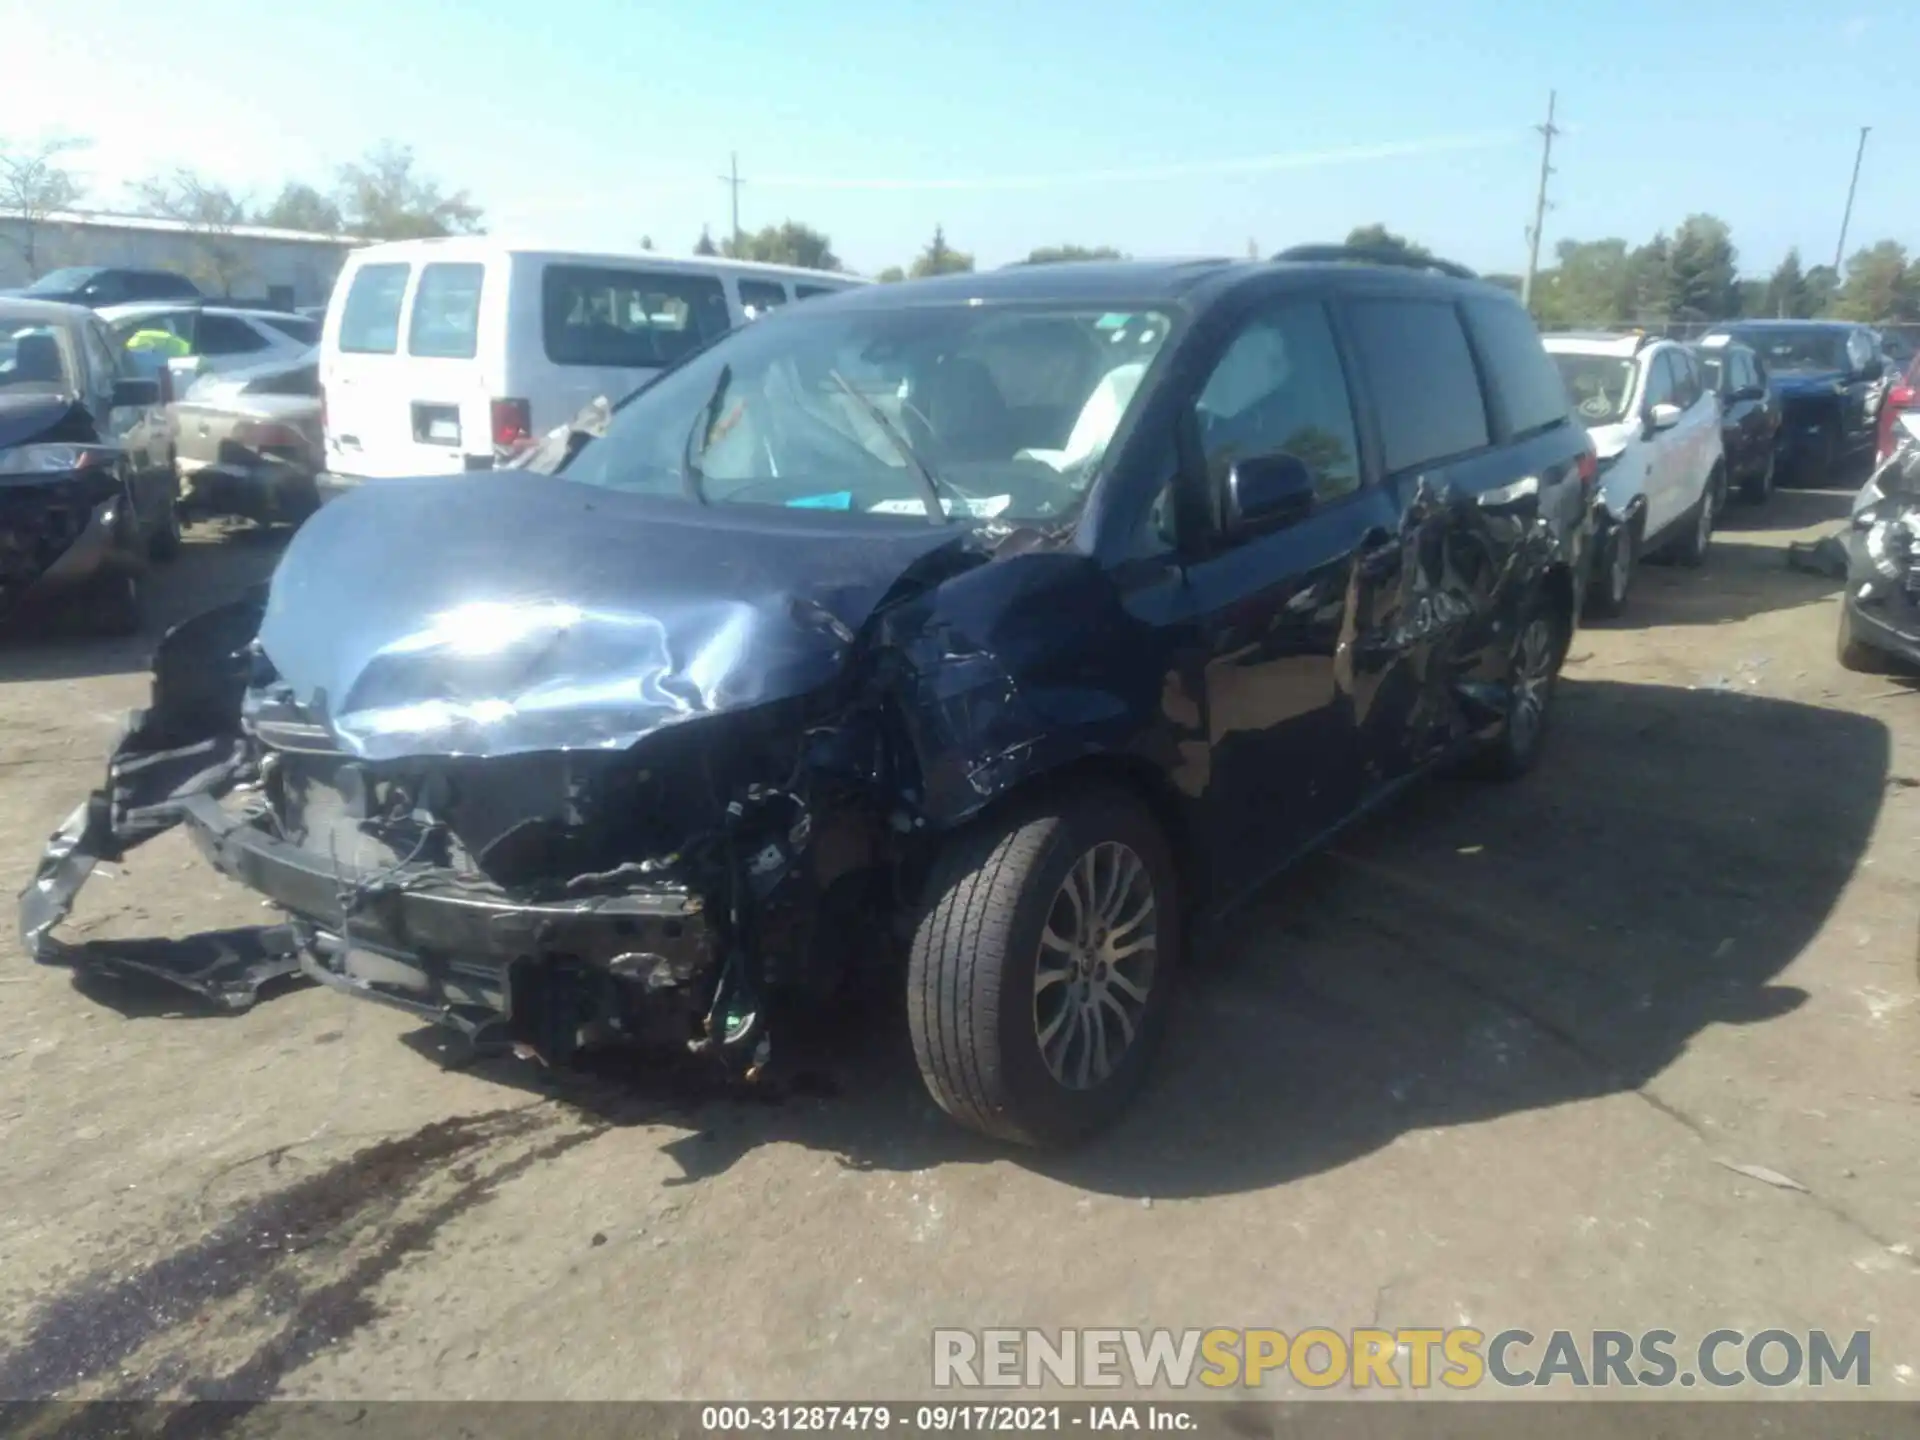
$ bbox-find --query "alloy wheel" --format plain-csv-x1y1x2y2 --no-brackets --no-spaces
1509,614,1556,755
1033,841,1158,1091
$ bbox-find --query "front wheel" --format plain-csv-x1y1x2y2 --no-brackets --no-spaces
907,787,1181,1147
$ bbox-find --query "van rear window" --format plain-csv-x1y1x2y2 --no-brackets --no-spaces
541,265,732,370
337,263,411,355
408,262,484,359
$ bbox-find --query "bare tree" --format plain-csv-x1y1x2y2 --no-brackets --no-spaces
0,135,88,278
335,142,482,240
130,169,253,296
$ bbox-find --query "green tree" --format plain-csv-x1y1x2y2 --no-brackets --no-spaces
1804,263,1842,316
1763,249,1811,319
693,226,719,257
0,134,86,277
130,168,252,295
1342,223,1432,264
1532,238,1634,328
722,220,841,271
875,265,906,283
1665,213,1739,320
1834,240,1917,322
909,226,974,279
254,181,342,235
1021,244,1125,265
1626,234,1671,323
335,142,482,240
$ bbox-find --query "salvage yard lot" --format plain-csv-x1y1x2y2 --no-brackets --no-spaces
0,494,1917,1402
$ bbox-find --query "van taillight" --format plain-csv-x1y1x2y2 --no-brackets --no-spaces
491,398,532,451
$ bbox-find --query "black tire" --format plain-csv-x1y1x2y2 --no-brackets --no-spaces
1837,604,1897,675
907,786,1181,1148
1587,521,1636,619
1469,590,1565,782
1740,449,1775,505
91,572,143,638
149,496,182,562
1673,477,1716,568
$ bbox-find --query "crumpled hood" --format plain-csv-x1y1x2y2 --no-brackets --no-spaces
254,471,976,761
0,393,86,451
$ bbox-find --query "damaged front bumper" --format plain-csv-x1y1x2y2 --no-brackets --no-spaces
15,599,767,1068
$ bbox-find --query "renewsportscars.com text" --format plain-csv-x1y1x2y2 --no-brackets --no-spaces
932,1328,1872,1390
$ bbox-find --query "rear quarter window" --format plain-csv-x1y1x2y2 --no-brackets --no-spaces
407,262,485,359
1462,297,1570,438
262,315,320,345
1348,297,1491,473
542,265,733,369
336,263,411,355
795,283,838,300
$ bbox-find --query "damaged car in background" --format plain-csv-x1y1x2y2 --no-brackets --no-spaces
1837,414,1920,675
168,348,324,525
20,252,1593,1146
1,298,180,636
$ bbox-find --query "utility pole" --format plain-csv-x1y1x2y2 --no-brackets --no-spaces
1834,126,1870,272
718,152,745,252
1520,90,1559,311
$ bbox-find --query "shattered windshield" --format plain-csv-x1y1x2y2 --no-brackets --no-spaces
557,302,1174,524
1552,352,1636,425
1734,328,1847,372
0,323,77,395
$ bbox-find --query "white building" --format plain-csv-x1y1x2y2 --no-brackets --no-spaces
0,209,358,308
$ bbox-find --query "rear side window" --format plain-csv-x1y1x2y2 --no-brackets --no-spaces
262,316,320,345
1348,298,1490,473
1463,298,1569,438
737,278,789,320
337,263,411,355
542,265,732,369
795,283,836,300
408,262,485,359
196,314,271,356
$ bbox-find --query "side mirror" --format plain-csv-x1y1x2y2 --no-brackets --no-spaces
1646,402,1683,435
111,377,161,408
1861,358,1885,382
1222,451,1316,538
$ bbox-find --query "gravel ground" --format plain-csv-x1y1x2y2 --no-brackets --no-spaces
0,494,1915,1409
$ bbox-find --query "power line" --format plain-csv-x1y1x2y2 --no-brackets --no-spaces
1520,90,1558,311
1834,126,1870,272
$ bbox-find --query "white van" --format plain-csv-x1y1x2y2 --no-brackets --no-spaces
316,239,865,492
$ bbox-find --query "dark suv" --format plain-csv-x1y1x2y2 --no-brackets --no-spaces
1702,320,1884,484
23,245,1597,1148
7,267,202,309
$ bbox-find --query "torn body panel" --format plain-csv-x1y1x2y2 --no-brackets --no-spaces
1839,437,1920,670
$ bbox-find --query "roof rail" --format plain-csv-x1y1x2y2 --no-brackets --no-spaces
1271,243,1478,282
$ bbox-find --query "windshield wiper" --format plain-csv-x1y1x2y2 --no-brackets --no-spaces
681,363,733,505
826,368,946,525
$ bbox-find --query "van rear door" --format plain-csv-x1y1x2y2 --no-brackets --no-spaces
323,257,494,478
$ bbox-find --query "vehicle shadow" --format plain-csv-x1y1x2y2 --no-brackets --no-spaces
386,677,1887,1196
1715,486,1856,533
0,524,283,685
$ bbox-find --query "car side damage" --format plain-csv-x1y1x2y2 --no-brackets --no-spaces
17,473,1108,1078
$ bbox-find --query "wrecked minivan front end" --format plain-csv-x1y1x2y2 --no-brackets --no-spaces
20,472,999,1073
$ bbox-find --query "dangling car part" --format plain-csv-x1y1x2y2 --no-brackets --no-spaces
19,253,1592,1147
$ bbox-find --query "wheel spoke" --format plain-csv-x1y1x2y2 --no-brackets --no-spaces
1107,879,1154,945
1090,1000,1112,1081
1034,963,1072,997
1098,988,1137,1047
1073,1004,1094,1088
1039,923,1075,956
1106,932,1156,962
1098,847,1141,926
1037,1001,1069,1050
1106,967,1150,1004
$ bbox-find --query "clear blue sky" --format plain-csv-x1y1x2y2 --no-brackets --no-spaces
2,0,1909,278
